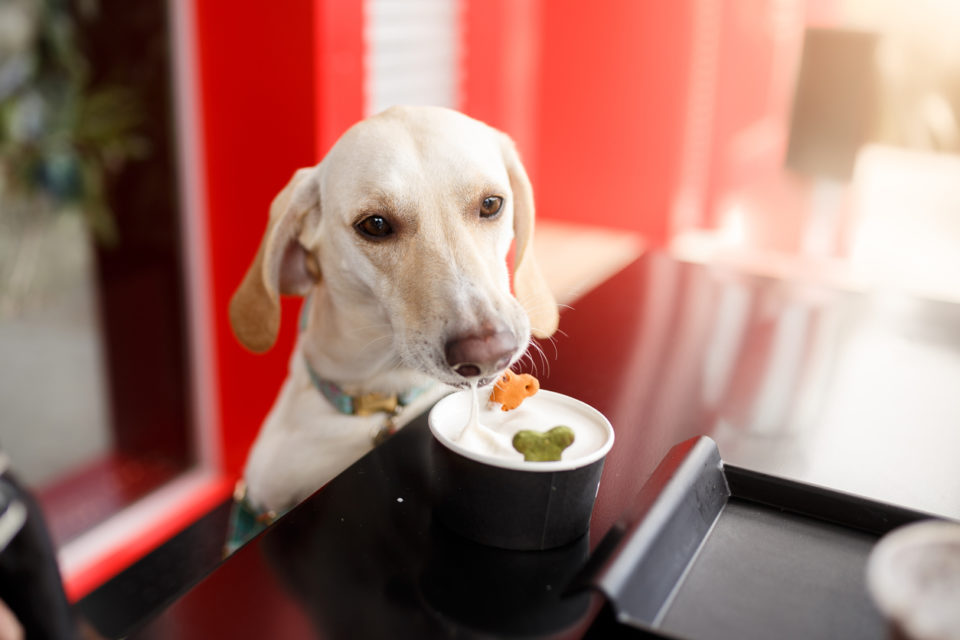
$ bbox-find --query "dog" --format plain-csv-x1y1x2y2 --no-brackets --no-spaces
227,106,559,534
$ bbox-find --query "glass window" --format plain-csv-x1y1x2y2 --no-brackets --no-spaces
0,1,193,551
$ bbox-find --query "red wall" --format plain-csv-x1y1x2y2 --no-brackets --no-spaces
461,0,543,183
535,1,693,245
700,3,806,230
462,1,825,247
194,0,363,476
463,1,695,246
313,1,364,156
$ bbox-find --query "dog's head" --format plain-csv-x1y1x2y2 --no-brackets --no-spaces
229,106,558,387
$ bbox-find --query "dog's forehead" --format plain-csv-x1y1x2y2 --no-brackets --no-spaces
322,107,508,205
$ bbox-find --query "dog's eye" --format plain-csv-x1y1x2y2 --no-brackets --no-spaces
480,196,503,219
355,215,394,239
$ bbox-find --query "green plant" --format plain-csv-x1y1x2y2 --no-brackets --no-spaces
0,0,147,245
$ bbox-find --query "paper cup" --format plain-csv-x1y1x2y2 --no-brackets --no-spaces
428,389,614,550
867,519,960,640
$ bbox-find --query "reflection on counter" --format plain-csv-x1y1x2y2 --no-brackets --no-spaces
421,524,591,637
546,253,960,530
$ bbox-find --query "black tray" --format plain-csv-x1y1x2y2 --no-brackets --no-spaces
588,436,940,640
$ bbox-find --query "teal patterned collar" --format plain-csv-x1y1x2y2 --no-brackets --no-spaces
303,356,432,416
299,296,432,416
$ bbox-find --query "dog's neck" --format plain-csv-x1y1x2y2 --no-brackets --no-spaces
298,285,433,397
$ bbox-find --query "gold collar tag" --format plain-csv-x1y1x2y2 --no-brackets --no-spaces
353,392,399,417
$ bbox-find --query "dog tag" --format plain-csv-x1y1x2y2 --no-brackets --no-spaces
354,393,399,416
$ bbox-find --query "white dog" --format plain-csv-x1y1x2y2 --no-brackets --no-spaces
227,106,559,535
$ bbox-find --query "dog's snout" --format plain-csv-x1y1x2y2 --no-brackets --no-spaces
445,327,518,379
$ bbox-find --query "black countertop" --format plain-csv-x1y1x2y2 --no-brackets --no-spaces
79,252,960,638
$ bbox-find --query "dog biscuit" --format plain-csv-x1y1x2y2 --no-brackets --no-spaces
489,369,540,411
512,426,576,461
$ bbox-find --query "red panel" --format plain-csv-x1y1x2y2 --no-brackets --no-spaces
460,0,503,125
314,0,364,156
193,1,314,476
463,1,694,245
699,3,807,230
461,0,542,181
534,1,693,244
195,1,364,476
463,2,826,247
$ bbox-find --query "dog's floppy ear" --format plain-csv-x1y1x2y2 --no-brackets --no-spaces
229,167,322,353
500,136,559,339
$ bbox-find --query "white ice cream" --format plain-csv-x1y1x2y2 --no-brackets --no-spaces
430,385,614,471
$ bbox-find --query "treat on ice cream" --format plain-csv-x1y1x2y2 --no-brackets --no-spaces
489,369,539,411
442,382,607,466
512,426,575,461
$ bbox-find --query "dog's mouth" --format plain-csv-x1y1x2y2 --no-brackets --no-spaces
450,375,498,390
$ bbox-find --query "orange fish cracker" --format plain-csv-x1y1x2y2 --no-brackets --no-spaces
489,369,540,411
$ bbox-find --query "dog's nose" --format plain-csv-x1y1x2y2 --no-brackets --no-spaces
445,327,518,379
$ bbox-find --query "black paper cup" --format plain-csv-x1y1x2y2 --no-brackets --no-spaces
428,390,614,551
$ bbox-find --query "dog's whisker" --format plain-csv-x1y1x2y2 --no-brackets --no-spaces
357,334,393,354
531,352,542,379
531,341,550,378
541,334,561,361
515,351,532,375
520,351,537,377
516,338,554,380
533,338,555,378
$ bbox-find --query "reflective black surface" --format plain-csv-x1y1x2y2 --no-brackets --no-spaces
90,252,960,638
128,412,597,639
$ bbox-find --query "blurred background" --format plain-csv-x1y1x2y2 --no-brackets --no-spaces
1,0,959,602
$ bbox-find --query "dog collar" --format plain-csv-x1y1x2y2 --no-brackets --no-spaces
298,296,432,417
303,357,431,416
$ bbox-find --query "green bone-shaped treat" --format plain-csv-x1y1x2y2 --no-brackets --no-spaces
512,426,575,462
